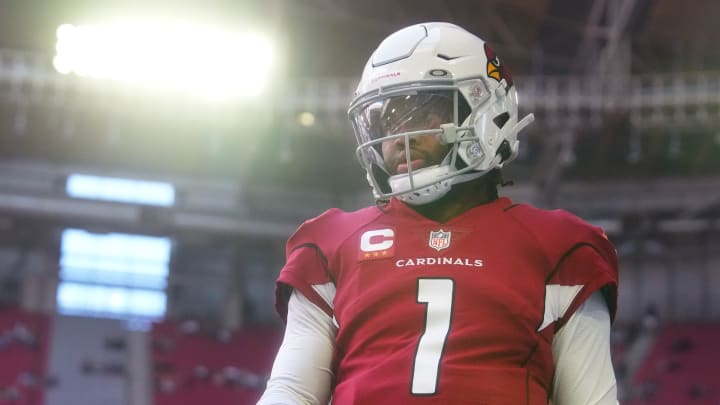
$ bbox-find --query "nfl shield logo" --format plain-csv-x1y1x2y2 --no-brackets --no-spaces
428,230,452,251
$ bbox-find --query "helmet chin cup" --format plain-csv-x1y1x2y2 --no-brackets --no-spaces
388,165,453,205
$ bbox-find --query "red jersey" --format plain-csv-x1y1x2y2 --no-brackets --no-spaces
275,197,618,405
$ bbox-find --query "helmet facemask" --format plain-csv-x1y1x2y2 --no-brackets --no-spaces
350,78,515,205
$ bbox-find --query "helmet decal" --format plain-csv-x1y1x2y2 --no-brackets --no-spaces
484,43,513,93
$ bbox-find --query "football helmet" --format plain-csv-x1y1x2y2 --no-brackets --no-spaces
348,22,534,205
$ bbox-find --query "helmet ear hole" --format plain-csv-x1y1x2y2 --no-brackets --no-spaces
371,164,392,194
496,139,512,162
458,94,471,124
492,112,510,129
454,154,469,170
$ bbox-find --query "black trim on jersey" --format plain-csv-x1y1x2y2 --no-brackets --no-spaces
289,242,337,285
545,242,596,284
503,203,522,212
536,242,616,332
520,340,540,368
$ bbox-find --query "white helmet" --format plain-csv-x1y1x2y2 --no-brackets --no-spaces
348,22,534,205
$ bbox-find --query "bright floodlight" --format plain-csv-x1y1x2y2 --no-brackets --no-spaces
53,21,275,99
298,112,315,127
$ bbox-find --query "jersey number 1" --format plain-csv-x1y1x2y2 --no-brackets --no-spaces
412,278,454,395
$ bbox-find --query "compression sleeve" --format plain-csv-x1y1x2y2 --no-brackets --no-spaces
257,288,336,405
551,291,619,405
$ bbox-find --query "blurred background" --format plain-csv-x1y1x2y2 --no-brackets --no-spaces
0,0,718,404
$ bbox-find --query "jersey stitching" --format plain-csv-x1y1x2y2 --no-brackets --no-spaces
525,369,530,405
520,340,540,367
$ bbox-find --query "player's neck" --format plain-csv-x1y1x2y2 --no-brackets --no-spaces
409,179,497,223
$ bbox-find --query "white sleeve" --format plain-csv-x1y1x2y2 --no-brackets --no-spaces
256,287,336,405
551,291,619,405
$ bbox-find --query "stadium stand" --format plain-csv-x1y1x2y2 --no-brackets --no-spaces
626,323,720,404
0,306,50,405
151,318,282,405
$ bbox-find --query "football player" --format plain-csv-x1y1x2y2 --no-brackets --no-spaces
258,22,619,405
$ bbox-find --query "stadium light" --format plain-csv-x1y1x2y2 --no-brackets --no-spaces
53,21,275,100
298,112,315,127
66,173,175,206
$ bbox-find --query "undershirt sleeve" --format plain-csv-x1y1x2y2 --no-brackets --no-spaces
257,287,336,405
551,291,619,405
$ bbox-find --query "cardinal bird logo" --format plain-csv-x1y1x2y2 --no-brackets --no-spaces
484,43,513,93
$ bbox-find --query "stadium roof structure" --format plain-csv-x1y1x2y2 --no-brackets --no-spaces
1,0,719,77
0,0,718,240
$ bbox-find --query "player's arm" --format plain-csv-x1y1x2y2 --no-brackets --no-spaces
257,287,336,405
551,291,619,405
